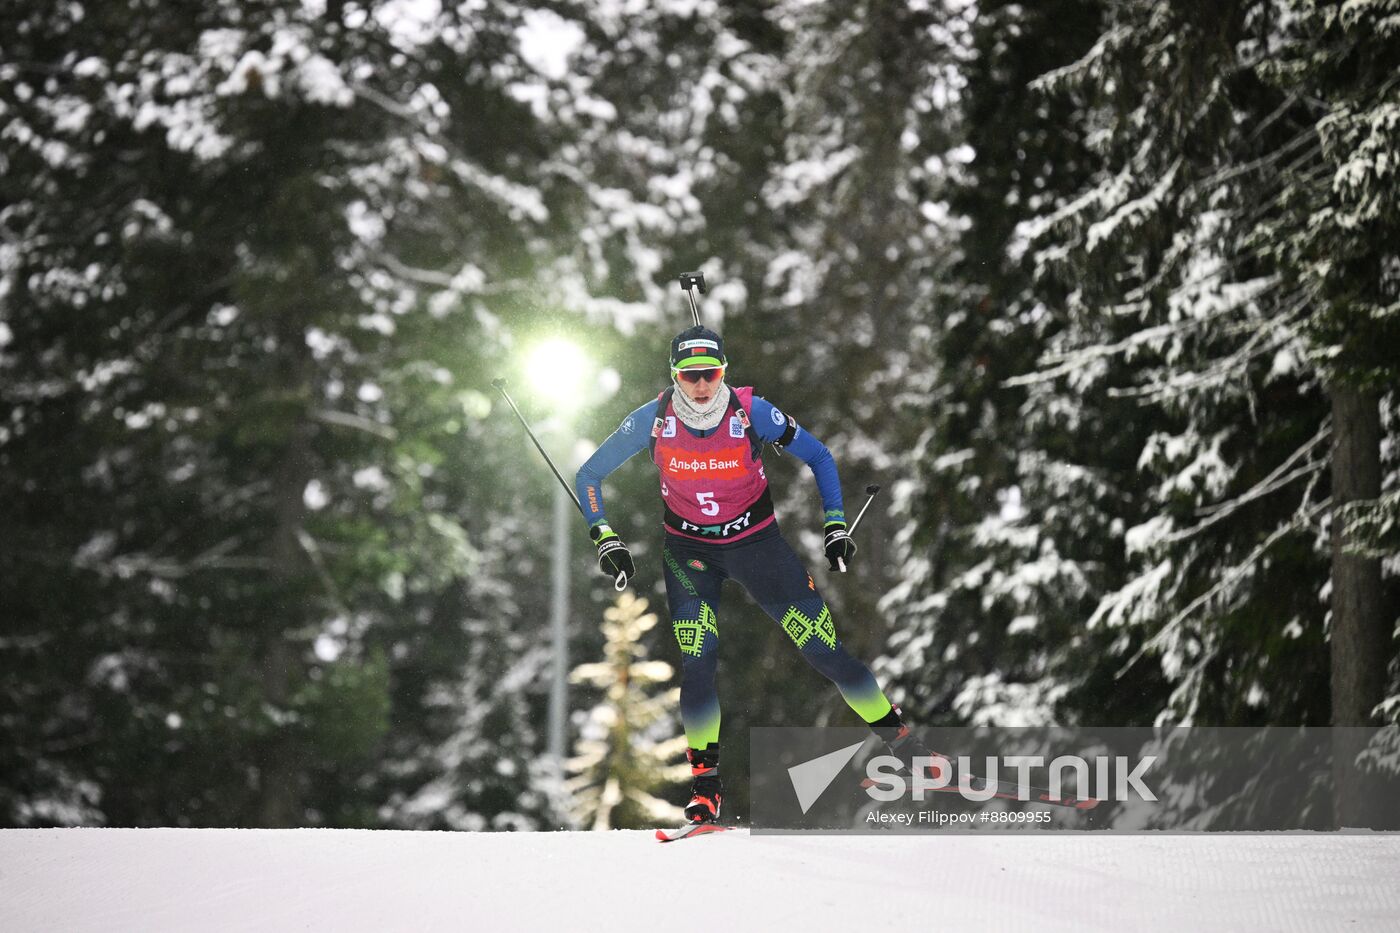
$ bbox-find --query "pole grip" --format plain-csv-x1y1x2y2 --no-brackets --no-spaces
678,272,706,327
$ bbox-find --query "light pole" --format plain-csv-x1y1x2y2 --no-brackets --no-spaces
525,338,592,772
548,481,570,766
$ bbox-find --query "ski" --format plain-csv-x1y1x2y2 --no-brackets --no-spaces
655,822,731,843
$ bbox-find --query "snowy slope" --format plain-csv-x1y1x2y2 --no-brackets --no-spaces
4,829,1400,932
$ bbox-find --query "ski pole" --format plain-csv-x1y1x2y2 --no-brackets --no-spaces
837,484,881,573
677,271,706,327
491,378,628,591
848,484,881,536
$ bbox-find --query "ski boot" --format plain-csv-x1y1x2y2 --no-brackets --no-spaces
869,706,949,783
684,744,723,824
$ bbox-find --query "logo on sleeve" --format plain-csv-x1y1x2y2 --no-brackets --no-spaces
729,416,745,438
770,406,785,426
621,416,635,435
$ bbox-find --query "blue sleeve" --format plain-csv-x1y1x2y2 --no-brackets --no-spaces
751,397,846,525
575,399,658,527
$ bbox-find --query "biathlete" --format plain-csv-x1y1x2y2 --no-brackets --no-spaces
575,325,925,825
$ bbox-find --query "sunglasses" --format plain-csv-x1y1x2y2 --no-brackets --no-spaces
674,366,725,384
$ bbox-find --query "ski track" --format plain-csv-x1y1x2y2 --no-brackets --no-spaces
3,828,1400,932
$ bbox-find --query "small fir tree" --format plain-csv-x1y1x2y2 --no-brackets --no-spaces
566,593,688,831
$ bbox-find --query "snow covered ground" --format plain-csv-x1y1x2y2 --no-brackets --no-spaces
4,828,1400,931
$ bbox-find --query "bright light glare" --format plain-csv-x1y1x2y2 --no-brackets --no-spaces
525,338,591,413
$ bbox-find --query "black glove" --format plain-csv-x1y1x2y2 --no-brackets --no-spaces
824,521,857,572
589,523,635,586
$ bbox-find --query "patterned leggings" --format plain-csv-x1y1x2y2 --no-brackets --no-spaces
660,525,893,749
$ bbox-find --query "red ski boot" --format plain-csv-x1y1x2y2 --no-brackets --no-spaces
684,744,723,823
